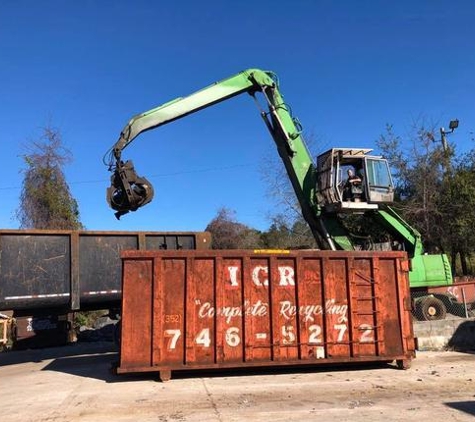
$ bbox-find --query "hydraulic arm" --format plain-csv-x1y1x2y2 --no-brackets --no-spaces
105,68,452,288
105,68,337,249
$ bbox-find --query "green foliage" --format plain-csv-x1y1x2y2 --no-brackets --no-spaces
377,120,475,275
261,214,317,249
73,310,108,330
16,126,83,230
376,120,447,253
437,156,475,273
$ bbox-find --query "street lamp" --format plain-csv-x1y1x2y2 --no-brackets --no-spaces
438,119,459,175
440,119,459,152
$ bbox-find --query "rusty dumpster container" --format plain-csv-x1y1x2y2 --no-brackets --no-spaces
118,249,415,380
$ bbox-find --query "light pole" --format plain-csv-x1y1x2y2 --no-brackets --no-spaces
439,119,459,174
440,119,459,152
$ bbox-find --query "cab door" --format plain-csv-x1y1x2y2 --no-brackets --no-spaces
364,158,394,203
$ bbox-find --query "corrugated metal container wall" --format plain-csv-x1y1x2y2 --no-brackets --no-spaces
0,230,211,312
118,250,415,380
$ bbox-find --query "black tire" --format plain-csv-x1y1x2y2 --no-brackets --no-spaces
418,296,447,321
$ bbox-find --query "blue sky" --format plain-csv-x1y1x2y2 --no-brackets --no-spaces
1,1,474,232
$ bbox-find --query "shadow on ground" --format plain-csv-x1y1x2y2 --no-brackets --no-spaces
447,320,475,351
43,352,122,382
0,341,117,366
43,353,398,383
1,341,405,383
445,401,475,416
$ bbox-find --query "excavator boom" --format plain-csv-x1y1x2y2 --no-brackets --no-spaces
112,69,270,160
106,69,333,248
104,67,453,289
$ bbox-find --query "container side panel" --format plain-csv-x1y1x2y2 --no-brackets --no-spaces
0,230,208,313
152,258,164,365
0,234,70,310
377,258,404,356
351,258,378,357
118,250,413,375
397,263,415,354
244,257,272,362
271,257,299,361
215,258,244,364
120,259,153,367
297,257,325,360
176,236,196,250
195,232,212,250
160,258,186,365
149,236,176,250
165,236,178,250
79,235,138,303
145,236,166,250
322,258,350,358
185,258,215,365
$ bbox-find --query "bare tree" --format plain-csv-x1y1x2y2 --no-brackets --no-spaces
260,131,326,247
16,126,83,230
205,207,262,249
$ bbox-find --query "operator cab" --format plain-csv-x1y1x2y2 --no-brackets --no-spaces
316,148,394,213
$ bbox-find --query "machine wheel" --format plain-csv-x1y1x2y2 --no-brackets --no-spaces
418,296,447,321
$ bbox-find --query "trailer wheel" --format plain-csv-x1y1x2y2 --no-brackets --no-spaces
418,296,447,321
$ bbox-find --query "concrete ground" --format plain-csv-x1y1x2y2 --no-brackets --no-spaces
1,342,475,422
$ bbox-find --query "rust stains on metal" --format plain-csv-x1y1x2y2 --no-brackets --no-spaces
0,229,211,312
118,250,415,380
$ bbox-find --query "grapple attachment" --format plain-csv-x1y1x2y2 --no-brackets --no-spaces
106,160,154,219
